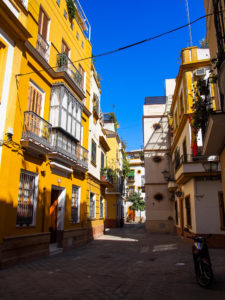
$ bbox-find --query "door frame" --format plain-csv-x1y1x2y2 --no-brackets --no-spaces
50,185,66,246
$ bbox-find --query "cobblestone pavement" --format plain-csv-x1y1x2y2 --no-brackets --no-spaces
1,224,225,300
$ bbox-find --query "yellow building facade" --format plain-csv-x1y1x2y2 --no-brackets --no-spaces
103,115,124,228
169,47,224,247
0,0,98,267
203,0,225,234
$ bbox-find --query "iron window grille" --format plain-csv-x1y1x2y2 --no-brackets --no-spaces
71,186,80,223
89,192,95,218
100,197,104,218
17,171,38,226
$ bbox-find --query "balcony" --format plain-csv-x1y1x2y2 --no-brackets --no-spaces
49,128,88,171
127,176,135,183
202,112,225,155
73,0,91,40
100,168,113,187
106,178,124,195
57,53,83,91
36,33,50,62
174,154,220,184
21,111,52,155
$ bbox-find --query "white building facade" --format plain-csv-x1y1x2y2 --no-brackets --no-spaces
125,150,146,222
143,79,175,233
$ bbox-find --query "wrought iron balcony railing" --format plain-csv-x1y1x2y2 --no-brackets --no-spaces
174,154,219,172
57,53,83,90
36,33,50,61
21,111,52,149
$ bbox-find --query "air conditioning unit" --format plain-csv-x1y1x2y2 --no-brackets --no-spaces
195,68,206,76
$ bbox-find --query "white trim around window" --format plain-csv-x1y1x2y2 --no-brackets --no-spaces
71,185,80,223
89,192,96,219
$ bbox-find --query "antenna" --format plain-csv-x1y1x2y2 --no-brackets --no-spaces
185,0,193,47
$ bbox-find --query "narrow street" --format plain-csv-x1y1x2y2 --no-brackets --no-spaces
0,224,225,300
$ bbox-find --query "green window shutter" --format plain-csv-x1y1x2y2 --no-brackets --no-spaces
128,170,134,177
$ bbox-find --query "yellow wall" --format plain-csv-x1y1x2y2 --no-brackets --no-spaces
0,0,93,243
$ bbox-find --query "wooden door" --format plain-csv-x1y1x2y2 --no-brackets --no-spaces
179,197,184,235
50,189,60,243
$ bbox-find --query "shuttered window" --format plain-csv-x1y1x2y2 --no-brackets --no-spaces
91,139,96,165
185,195,192,227
38,7,49,40
100,197,104,218
219,191,225,230
28,83,42,115
71,186,80,223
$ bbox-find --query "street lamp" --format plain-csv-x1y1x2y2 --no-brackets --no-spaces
162,170,170,181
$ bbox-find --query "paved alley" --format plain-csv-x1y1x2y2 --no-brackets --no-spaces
0,224,225,300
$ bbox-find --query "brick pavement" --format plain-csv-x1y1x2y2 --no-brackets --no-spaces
0,224,225,300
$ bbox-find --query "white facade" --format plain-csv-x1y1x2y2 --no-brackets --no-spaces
88,66,107,180
143,80,176,232
125,150,145,222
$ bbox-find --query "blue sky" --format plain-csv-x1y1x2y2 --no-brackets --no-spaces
80,0,206,150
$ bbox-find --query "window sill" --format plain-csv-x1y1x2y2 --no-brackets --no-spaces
88,218,96,221
16,224,35,228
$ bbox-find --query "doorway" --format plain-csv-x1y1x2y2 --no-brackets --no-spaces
49,186,65,248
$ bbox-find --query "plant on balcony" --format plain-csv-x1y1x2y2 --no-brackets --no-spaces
191,78,210,137
66,0,76,22
108,112,119,132
121,139,131,178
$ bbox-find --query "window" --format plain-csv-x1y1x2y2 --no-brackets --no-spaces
100,197,104,218
179,92,184,115
183,139,187,163
17,170,38,226
81,41,84,48
78,64,84,89
56,0,60,6
105,200,107,218
71,186,80,223
91,139,96,165
89,192,95,218
185,195,192,227
28,81,43,115
175,201,178,225
219,191,225,230
62,40,70,56
50,85,82,142
128,186,135,197
76,32,79,40
64,9,67,19
128,170,135,181
0,40,7,103
116,149,119,161
38,7,49,41
101,152,105,170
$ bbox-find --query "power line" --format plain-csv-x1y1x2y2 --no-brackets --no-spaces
16,10,222,78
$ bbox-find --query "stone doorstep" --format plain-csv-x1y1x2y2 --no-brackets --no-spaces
49,243,63,256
